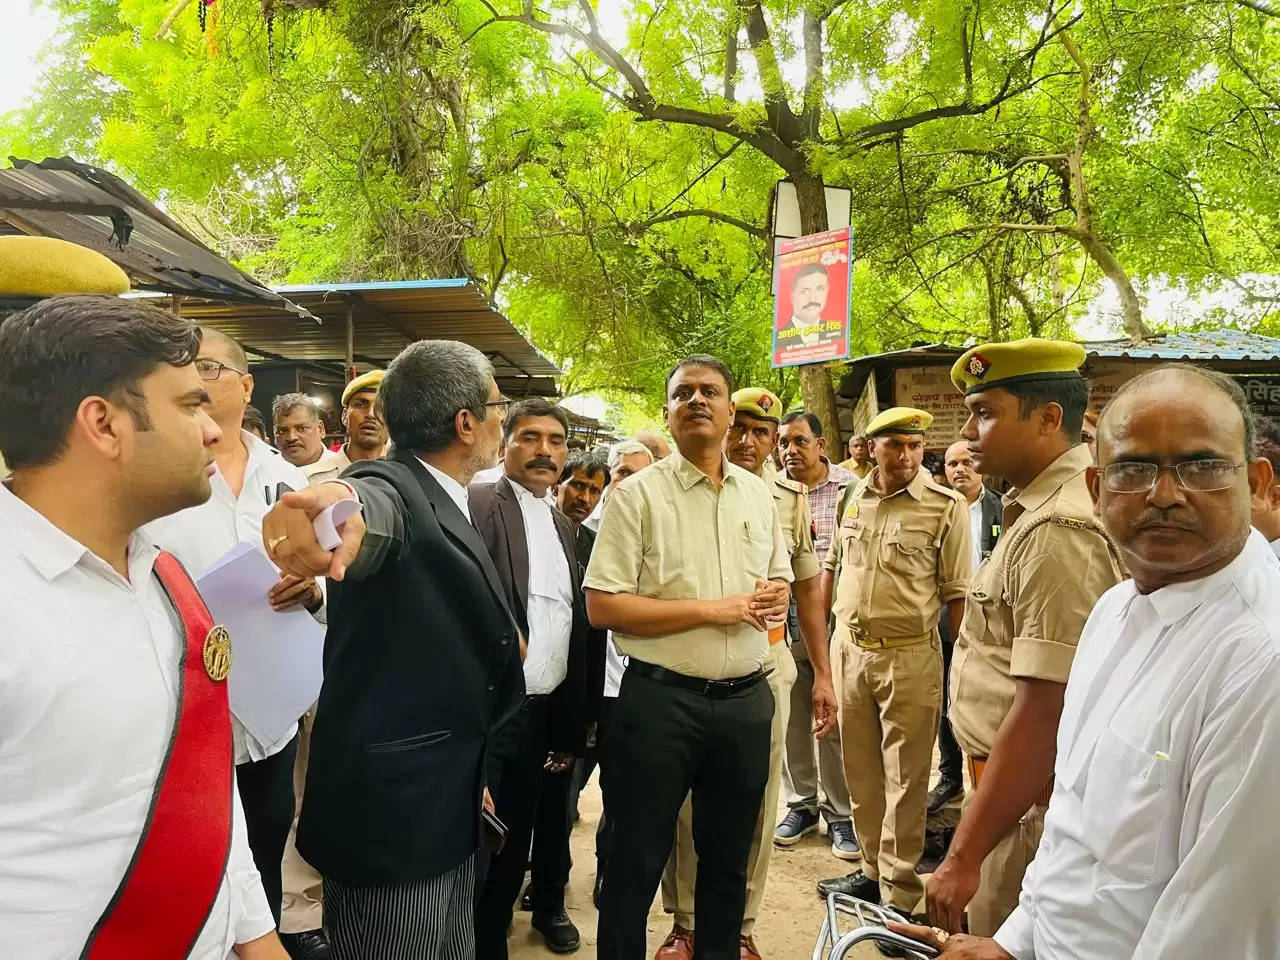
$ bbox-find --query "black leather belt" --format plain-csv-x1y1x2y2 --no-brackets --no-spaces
628,660,769,699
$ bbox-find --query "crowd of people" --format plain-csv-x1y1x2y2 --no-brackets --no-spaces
1,243,1278,960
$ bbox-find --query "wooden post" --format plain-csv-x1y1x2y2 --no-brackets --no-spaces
344,297,355,383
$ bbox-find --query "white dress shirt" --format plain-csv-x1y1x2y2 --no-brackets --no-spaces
1270,536,1280,559
470,463,505,487
420,458,473,522
995,530,1280,959
512,481,574,695
0,486,273,958
140,431,308,764
967,496,984,569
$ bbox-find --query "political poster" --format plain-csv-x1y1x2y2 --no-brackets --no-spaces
771,226,853,369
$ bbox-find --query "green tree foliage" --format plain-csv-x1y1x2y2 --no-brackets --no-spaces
4,0,1278,421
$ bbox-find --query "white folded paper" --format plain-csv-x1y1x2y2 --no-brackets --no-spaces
313,498,363,551
197,542,325,748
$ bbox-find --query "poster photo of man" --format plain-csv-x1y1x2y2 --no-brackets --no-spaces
772,227,852,368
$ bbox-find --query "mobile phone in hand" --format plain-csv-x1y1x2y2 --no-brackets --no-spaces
481,807,507,855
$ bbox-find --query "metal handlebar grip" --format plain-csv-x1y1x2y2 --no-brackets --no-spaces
811,894,940,960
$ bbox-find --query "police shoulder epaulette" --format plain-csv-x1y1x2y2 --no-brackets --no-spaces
1052,515,1089,530
774,475,805,495
924,476,966,503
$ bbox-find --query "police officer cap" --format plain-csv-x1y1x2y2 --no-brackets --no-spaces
951,338,1087,395
0,236,130,297
732,387,783,424
342,369,385,407
865,406,933,437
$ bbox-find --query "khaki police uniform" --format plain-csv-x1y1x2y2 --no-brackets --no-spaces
946,340,1125,936
663,449,819,935
826,409,972,912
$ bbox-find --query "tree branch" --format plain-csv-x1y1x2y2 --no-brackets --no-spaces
629,209,768,239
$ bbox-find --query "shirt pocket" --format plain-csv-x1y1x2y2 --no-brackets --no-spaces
838,519,866,566
743,518,774,575
881,528,937,578
1082,729,1180,884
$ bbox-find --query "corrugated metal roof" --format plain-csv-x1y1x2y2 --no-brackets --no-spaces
1078,329,1280,361
164,280,561,396
0,156,311,318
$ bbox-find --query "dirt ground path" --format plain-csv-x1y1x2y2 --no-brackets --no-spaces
508,772,916,960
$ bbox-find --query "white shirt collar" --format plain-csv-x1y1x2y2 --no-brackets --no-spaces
510,477,556,506
418,457,472,522
0,483,158,585
1136,529,1271,626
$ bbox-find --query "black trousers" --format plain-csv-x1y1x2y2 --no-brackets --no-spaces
236,732,299,926
565,697,619,887
597,668,773,960
937,620,962,782
476,696,572,960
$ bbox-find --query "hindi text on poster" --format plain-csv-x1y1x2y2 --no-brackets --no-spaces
772,227,853,369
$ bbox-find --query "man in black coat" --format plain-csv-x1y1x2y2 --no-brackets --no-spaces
469,398,592,958
263,340,524,960
931,439,1004,812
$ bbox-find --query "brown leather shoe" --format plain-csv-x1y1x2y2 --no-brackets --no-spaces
739,934,763,960
655,925,694,960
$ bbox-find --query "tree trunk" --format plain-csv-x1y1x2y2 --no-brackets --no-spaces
792,172,844,447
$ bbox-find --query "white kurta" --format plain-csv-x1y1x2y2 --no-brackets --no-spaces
995,530,1280,959
0,486,273,958
512,481,574,695
141,430,309,763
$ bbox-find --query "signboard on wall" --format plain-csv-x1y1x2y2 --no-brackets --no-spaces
892,357,1149,450
893,365,968,450
1234,375,1280,421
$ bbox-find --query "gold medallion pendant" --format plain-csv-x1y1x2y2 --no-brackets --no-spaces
202,625,233,682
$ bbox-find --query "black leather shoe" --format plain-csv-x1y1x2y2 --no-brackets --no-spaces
520,884,534,911
874,907,925,958
280,929,333,960
532,909,581,953
816,869,880,902
593,870,604,909
927,777,964,814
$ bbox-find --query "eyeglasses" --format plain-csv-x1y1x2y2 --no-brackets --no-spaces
195,358,247,381
1101,459,1247,493
482,397,511,420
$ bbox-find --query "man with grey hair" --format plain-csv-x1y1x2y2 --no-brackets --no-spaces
262,340,524,960
633,429,671,461
273,393,345,481
584,440,654,534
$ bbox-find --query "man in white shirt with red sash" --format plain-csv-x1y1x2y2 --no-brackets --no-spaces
0,288,286,960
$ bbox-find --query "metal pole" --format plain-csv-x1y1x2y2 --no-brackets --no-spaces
171,294,183,317
344,297,355,383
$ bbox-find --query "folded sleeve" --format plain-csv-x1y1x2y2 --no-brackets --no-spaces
584,484,645,595
936,498,972,603
1007,522,1121,683
789,493,820,583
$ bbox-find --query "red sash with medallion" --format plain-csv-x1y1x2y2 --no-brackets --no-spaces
80,551,234,960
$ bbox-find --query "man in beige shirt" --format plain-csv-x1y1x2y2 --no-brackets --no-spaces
585,356,792,960
817,407,972,931
926,339,1124,938
658,387,838,960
